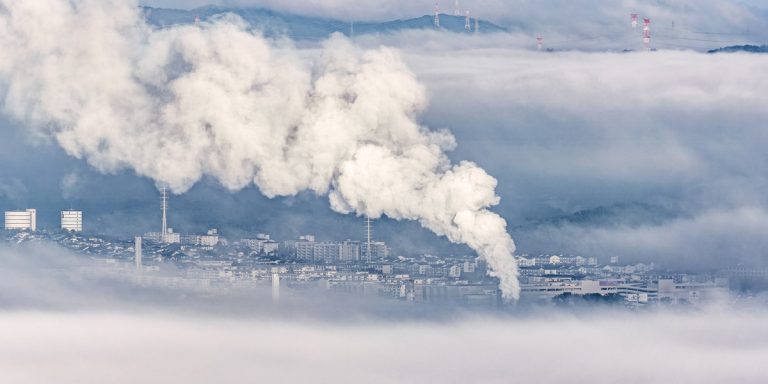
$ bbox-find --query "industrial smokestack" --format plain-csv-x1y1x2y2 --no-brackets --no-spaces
0,0,520,299
135,236,142,273
272,273,280,303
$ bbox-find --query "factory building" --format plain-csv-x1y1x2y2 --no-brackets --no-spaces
61,210,83,232
5,209,36,231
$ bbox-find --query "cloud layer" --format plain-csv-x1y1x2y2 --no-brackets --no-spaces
391,44,768,267
0,309,766,383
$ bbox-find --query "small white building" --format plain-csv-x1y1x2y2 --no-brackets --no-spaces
241,236,278,254
144,228,180,244
61,210,83,232
200,229,220,247
5,209,36,231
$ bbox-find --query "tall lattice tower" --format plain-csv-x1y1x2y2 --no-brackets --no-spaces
454,0,460,16
161,186,168,243
365,216,372,262
434,1,440,28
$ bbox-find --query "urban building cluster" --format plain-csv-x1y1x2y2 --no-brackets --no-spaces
284,235,389,262
515,254,728,304
0,192,746,308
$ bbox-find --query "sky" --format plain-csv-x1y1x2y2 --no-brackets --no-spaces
1,0,767,271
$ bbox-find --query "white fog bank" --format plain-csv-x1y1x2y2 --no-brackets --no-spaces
0,310,766,383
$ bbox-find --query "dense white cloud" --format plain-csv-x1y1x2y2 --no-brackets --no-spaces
0,309,766,383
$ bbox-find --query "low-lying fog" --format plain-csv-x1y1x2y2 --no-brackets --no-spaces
1,309,766,383
0,243,767,383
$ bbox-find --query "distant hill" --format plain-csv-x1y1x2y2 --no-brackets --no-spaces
707,45,768,54
140,6,507,40
519,202,681,230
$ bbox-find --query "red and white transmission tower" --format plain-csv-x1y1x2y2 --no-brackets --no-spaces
536,35,543,50
434,1,440,28
642,18,651,50
630,13,638,29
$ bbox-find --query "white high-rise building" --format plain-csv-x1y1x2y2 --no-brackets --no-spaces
340,240,360,261
295,236,316,260
5,209,36,231
313,242,342,262
61,210,83,232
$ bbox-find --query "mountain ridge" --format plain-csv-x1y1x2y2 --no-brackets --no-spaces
140,5,507,40
707,44,768,54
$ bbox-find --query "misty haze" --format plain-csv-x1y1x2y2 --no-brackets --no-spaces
1,0,768,383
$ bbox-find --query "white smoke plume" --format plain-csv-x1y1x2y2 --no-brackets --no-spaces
0,0,520,298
